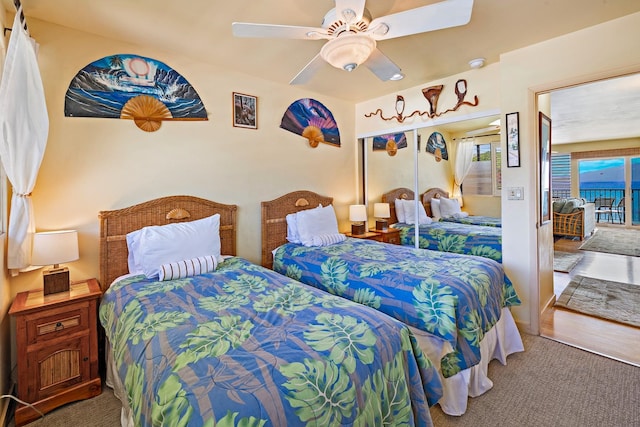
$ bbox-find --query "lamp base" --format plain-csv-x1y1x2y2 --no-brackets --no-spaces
351,223,366,236
375,219,388,231
43,267,70,295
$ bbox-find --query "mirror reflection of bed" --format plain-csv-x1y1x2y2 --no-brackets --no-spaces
364,114,503,249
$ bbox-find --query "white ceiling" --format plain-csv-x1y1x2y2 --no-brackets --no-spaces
4,0,640,141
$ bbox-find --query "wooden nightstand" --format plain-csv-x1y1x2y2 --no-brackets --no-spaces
370,227,401,245
345,231,384,242
9,278,102,426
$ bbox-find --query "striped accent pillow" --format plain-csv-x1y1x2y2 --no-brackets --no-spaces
158,255,218,281
305,233,347,247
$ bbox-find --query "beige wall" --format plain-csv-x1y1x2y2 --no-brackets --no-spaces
8,18,357,296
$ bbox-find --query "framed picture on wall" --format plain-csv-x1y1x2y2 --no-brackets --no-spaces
233,92,257,129
539,112,552,224
506,112,520,167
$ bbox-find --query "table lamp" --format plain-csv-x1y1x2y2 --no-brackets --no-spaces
374,203,390,230
31,230,79,295
349,204,367,235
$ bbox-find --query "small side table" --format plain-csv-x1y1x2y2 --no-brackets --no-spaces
9,278,102,426
345,231,383,242
370,227,401,245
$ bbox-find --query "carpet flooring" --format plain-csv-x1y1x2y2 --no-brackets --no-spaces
555,275,640,328
579,227,640,257
13,335,640,427
553,250,583,273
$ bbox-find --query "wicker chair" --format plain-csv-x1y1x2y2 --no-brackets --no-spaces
552,200,595,240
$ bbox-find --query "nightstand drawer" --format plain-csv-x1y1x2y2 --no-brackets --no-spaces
26,304,89,346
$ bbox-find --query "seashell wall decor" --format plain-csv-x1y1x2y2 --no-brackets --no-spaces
65,54,208,132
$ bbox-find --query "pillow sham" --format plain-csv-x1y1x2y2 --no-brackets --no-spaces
286,212,301,243
127,213,221,279
403,200,432,225
158,255,218,281
430,198,442,220
297,204,340,246
126,229,144,274
394,199,406,223
439,197,463,218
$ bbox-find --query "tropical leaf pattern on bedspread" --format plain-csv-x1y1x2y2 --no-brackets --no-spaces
440,215,502,227
273,239,520,378
395,222,503,262
100,257,441,427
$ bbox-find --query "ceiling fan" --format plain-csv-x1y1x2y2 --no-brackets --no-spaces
232,0,474,85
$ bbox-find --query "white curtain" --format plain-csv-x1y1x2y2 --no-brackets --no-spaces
452,138,475,207
0,12,49,271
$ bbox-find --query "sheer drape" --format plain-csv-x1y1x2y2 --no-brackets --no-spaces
0,13,49,270
452,138,474,207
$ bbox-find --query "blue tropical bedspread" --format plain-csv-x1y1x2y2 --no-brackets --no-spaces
100,256,441,427
440,215,502,228
273,239,520,378
394,221,503,262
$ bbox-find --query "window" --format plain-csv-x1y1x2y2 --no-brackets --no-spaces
463,140,501,196
551,153,571,199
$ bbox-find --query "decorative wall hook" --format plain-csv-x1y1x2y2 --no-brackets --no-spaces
364,79,479,123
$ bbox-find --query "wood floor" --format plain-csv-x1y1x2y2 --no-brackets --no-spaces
543,225,640,367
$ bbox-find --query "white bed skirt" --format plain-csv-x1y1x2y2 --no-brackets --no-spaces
106,307,523,423
409,307,524,416
105,345,135,427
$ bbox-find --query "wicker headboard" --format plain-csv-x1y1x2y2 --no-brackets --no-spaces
261,190,333,269
98,195,237,291
421,187,450,217
381,187,415,224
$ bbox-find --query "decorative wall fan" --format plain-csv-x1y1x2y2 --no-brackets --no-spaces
232,0,474,84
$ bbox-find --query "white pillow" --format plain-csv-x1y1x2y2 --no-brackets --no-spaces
296,205,339,246
305,233,347,247
126,229,144,274
404,201,432,225
439,197,462,218
158,255,218,281
286,212,301,243
430,198,442,220
127,214,221,279
394,199,406,223
453,211,470,219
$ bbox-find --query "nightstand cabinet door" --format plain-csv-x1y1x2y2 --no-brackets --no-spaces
27,334,90,402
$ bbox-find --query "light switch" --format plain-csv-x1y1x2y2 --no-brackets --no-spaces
508,187,524,200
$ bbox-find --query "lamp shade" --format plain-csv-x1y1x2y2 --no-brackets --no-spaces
349,204,367,222
373,203,390,218
32,230,79,267
320,33,376,72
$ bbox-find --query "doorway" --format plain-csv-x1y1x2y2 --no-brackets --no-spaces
539,74,640,366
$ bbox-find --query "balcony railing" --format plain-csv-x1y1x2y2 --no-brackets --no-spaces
552,188,640,224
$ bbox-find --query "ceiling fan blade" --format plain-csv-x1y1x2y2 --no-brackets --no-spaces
289,54,326,85
363,48,403,81
368,0,474,40
334,0,366,23
232,22,328,40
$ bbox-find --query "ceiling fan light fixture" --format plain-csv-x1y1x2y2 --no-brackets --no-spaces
389,72,404,81
320,33,376,72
